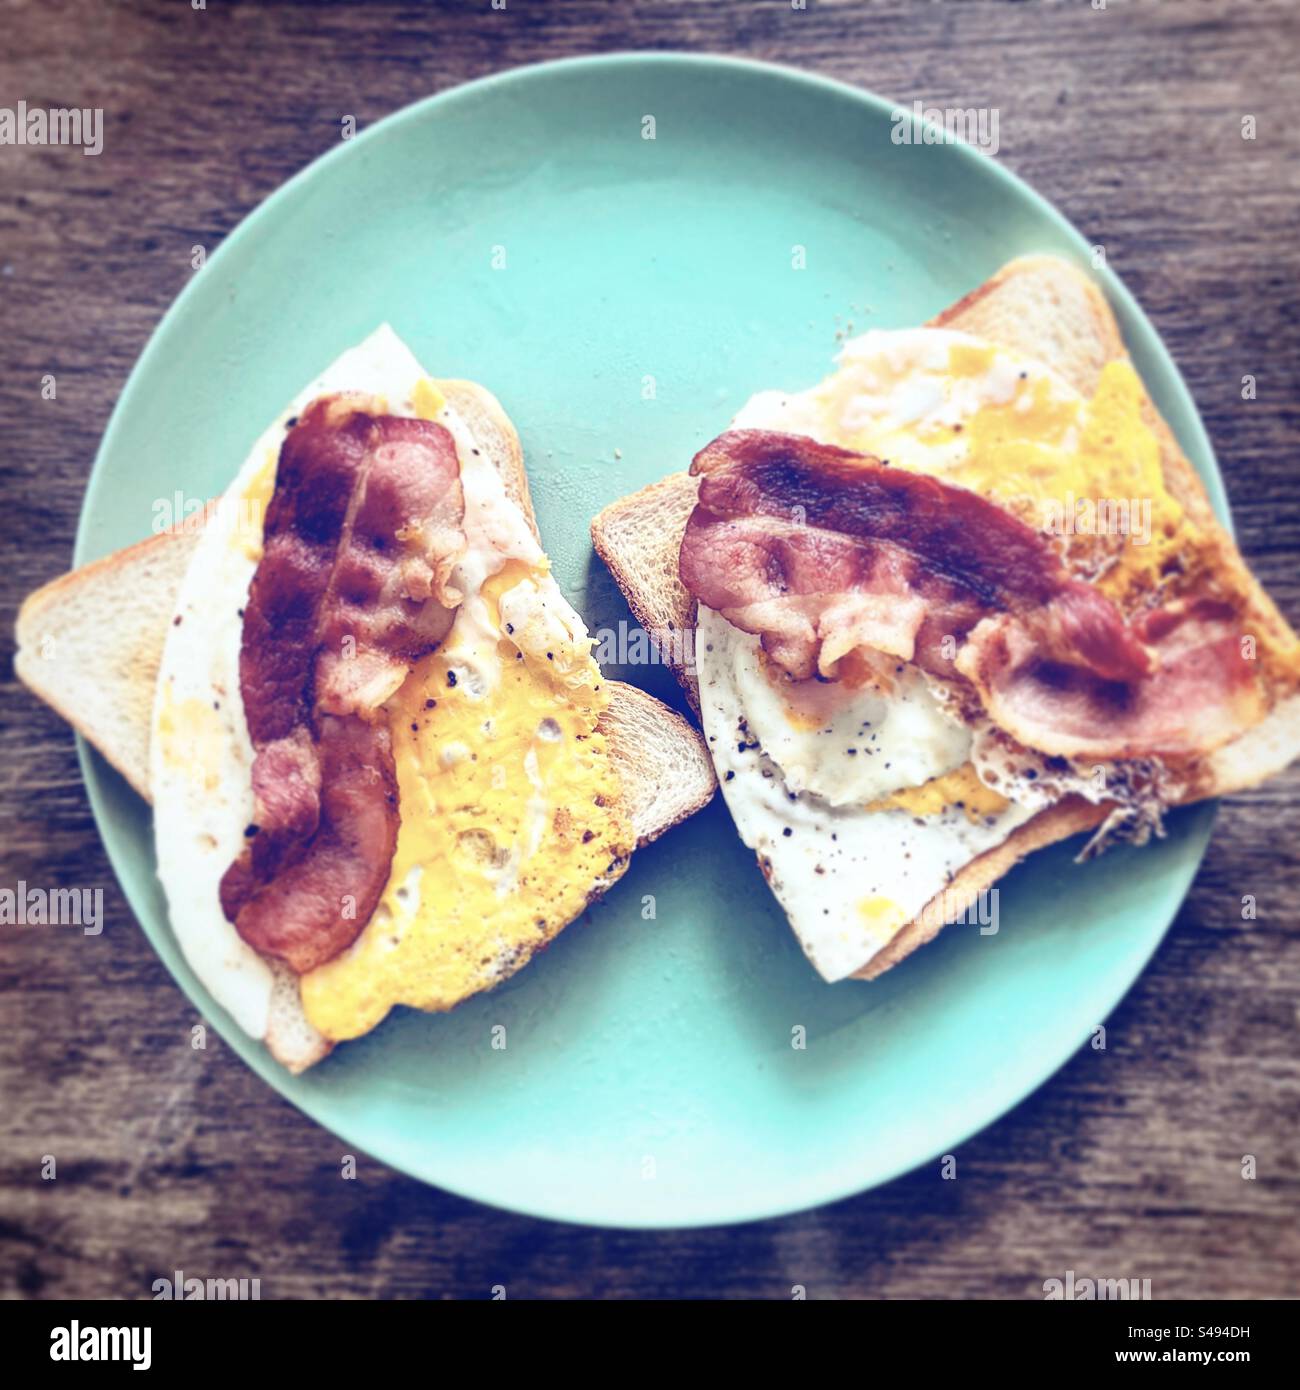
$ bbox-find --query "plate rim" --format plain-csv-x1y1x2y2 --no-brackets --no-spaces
74,50,1222,1229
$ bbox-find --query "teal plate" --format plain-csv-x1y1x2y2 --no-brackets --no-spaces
76,55,1221,1228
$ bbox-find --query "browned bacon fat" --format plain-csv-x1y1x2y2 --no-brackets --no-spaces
220,394,465,973
680,429,1258,761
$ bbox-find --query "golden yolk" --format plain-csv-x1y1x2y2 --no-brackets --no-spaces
963,374,1080,454
857,896,907,946
237,450,278,563
299,577,632,1042
154,688,229,792
947,342,996,379
412,378,446,420
944,359,1187,602
481,558,543,625
865,764,1009,822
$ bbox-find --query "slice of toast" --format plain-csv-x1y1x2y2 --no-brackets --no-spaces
591,256,1300,980
15,375,715,1068
15,378,714,841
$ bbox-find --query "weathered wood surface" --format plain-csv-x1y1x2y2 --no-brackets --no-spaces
2,0,1298,1299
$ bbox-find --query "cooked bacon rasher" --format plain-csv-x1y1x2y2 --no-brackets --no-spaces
220,394,465,973
679,429,1259,763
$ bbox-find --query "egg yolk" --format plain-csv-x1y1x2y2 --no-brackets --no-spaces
857,896,907,947
412,378,446,419
946,356,1187,602
299,575,632,1041
865,764,1009,822
237,450,278,563
155,688,230,792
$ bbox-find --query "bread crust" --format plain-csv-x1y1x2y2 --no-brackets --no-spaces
591,472,702,708
851,797,1108,980
599,679,716,846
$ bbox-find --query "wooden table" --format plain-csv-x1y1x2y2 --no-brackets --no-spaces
3,0,1297,1300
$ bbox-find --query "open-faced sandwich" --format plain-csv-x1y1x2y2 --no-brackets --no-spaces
15,327,715,1070
592,256,1300,984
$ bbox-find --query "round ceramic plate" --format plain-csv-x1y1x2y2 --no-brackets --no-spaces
77,54,1220,1228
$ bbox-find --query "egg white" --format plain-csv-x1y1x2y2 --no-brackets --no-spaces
718,624,971,808
697,607,1035,983
732,325,1070,474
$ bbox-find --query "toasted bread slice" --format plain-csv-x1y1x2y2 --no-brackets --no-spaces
591,255,1300,980
15,375,714,1070
15,377,714,838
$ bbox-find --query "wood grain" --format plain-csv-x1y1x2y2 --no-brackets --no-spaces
2,0,1298,1300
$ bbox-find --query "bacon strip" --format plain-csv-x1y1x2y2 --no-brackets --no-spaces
314,413,466,715
680,429,1258,762
958,598,1262,761
223,717,400,975
220,394,464,973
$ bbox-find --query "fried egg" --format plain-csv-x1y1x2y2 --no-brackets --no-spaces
152,327,631,1049
700,327,1188,980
